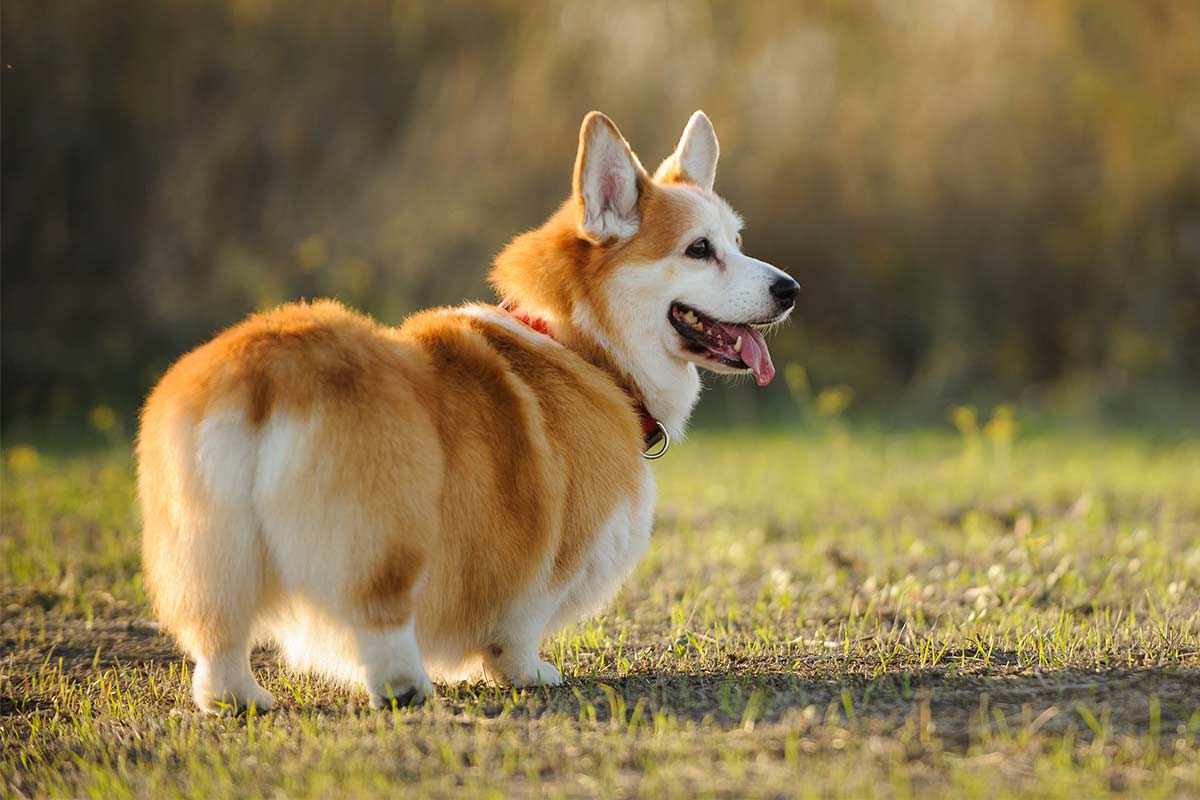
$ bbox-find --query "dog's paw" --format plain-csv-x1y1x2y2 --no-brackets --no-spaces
501,659,563,688
194,678,275,715
192,655,275,715
368,674,434,710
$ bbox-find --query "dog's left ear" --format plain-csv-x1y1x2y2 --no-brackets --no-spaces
655,110,719,191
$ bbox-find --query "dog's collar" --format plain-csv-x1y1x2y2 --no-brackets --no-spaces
497,300,669,459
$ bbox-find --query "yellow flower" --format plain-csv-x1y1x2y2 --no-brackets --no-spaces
783,363,810,404
950,405,977,437
6,445,40,472
295,235,328,273
984,404,1018,447
815,386,854,417
90,405,117,433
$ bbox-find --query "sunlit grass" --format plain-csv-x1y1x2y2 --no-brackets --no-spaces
3,429,1199,798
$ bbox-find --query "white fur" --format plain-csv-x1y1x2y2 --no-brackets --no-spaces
268,600,363,684
355,620,433,708
255,414,360,611
183,410,275,712
193,650,274,713
458,304,563,347
479,558,564,688
195,410,259,506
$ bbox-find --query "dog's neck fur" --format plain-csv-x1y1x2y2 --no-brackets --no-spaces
490,200,701,439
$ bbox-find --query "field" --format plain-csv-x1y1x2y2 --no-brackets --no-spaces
2,427,1199,798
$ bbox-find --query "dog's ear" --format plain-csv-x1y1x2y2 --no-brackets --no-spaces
654,110,719,191
573,112,645,244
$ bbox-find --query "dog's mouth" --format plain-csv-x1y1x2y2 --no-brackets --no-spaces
669,303,776,386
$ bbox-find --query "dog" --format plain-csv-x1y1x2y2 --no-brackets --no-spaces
137,110,798,712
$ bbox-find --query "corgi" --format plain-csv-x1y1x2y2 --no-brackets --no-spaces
137,110,798,712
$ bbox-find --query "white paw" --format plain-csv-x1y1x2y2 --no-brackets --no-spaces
193,664,275,715
368,673,434,710
503,659,563,688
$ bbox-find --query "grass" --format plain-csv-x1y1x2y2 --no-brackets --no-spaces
2,426,1199,798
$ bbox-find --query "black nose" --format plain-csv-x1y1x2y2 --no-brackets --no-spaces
770,276,800,306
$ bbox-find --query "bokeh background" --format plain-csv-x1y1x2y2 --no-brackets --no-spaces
4,0,1199,430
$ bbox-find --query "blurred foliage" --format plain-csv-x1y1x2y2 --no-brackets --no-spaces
3,0,1199,425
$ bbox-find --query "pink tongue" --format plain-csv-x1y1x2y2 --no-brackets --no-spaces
732,325,775,386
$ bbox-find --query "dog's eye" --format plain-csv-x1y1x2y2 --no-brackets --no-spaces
685,238,712,259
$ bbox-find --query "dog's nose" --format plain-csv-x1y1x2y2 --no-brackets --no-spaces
770,276,800,306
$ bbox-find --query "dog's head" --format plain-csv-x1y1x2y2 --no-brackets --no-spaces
491,111,798,429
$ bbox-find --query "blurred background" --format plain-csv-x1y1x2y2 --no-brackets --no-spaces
4,0,1199,432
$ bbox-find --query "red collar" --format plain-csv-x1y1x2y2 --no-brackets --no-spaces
497,300,669,458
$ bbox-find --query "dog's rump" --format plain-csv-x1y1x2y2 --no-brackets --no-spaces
138,299,646,676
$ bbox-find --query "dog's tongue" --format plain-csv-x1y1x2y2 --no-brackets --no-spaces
727,324,775,386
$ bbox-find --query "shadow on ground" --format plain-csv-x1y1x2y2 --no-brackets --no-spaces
555,668,1198,749
5,615,1196,751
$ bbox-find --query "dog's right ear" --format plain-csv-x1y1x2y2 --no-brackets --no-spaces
654,111,719,191
573,112,645,244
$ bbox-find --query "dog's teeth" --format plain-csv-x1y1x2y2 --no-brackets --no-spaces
692,321,704,332
734,336,743,353
683,311,697,324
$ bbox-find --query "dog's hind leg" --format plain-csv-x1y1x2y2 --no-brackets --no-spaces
251,391,443,709
267,571,433,709
141,412,275,714
354,619,433,708
347,541,434,708
257,496,435,707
